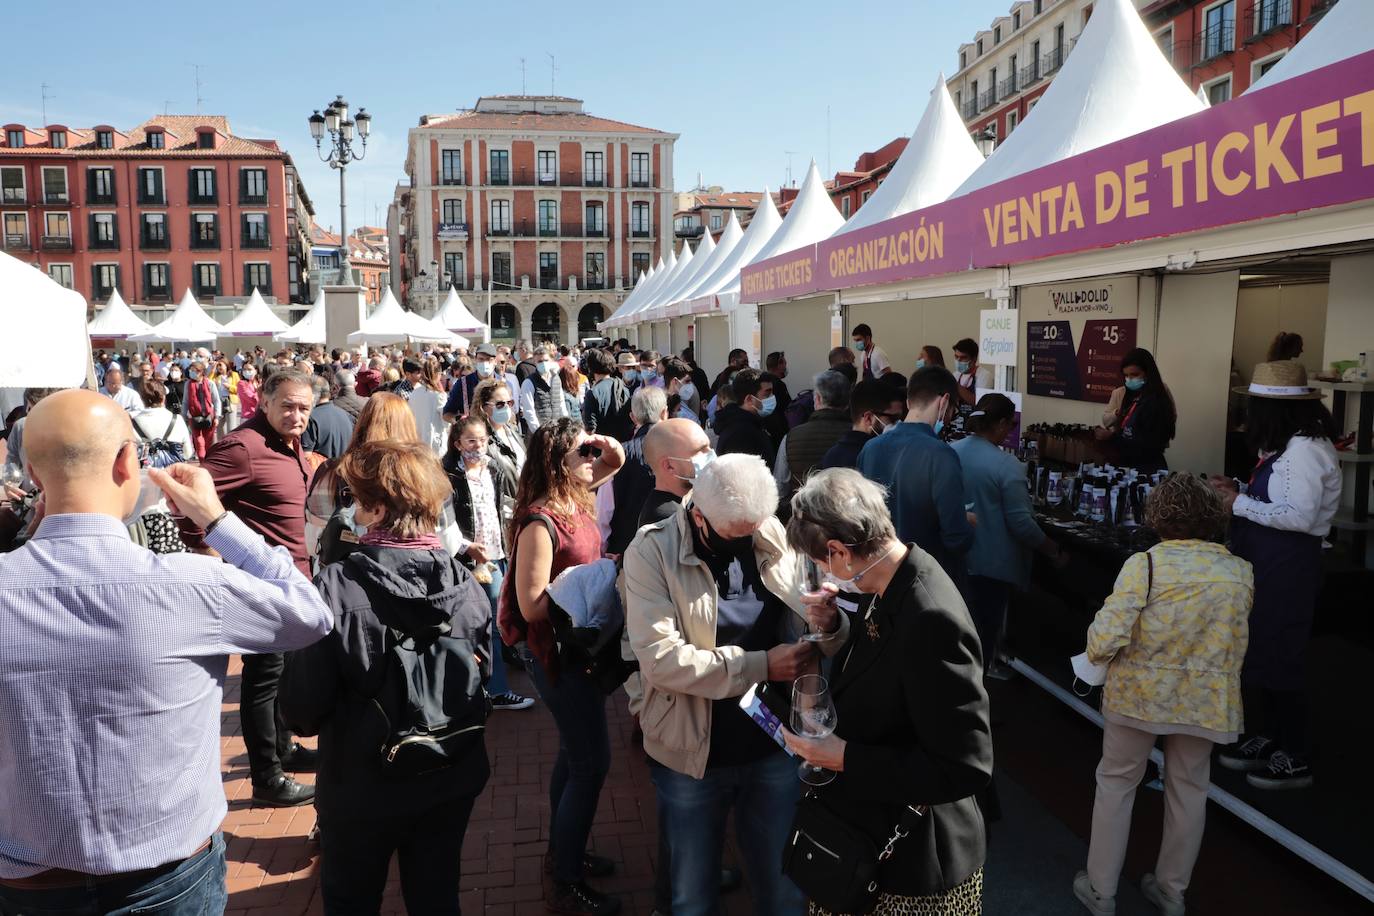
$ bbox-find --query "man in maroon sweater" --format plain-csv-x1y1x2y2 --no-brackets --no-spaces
181,368,318,806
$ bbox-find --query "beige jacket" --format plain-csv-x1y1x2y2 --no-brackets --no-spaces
623,508,850,779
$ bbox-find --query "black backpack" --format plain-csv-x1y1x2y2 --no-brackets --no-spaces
132,414,186,468
362,589,491,777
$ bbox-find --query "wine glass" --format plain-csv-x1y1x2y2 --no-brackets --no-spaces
791,674,838,786
1,464,24,503
799,557,830,643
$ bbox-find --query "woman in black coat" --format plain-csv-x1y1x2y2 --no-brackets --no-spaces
782,467,992,915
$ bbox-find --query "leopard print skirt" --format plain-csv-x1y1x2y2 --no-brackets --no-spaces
807,868,983,916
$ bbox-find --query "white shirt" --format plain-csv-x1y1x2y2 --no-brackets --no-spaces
860,344,891,377
520,374,568,432
130,407,192,460
1234,435,1342,537
407,386,448,457
101,385,145,414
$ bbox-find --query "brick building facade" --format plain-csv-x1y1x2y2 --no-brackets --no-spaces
0,115,309,313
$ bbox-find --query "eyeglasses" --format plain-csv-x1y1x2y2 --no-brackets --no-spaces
490,399,514,409
120,439,150,466
576,443,602,460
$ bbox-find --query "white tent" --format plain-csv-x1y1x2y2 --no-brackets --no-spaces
130,288,224,343
646,223,720,318
630,236,695,318
834,77,983,235
672,211,745,305
217,288,291,337
347,288,454,345
277,288,327,344
1247,0,1374,94
608,256,667,323
87,288,154,339
953,0,1203,196
604,266,654,326
743,162,843,268
434,286,489,336
0,252,89,388
688,189,784,305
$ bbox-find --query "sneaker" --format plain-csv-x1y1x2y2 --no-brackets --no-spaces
1140,873,1185,916
1246,750,1313,790
548,881,621,916
491,692,535,711
1073,871,1116,916
1217,735,1275,772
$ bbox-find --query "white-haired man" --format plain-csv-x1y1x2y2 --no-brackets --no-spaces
624,453,849,916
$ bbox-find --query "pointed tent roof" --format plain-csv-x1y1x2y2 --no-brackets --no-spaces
689,189,783,302
435,286,489,335
953,0,1203,197
607,267,652,325
742,162,843,270
347,288,453,344
631,238,696,317
835,77,983,236
277,288,327,344
609,256,667,322
674,211,745,305
87,288,154,339
130,288,224,342
218,288,291,336
0,252,89,388
649,223,720,316
1247,1,1374,94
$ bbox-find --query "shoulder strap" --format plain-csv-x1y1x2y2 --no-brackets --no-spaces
522,511,560,554
162,414,177,440
1145,551,1153,602
131,414,152,440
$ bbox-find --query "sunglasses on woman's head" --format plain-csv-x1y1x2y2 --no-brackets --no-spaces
576,443,602,460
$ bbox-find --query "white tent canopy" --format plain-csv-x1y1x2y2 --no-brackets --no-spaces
0,252,89,388
649,221,720,316
347,288,454,345
1247,0,1373,93
434,286,489,336
217,288,291,337
744,162,843,269
87,288,154,339
953,0,1203,196
603,268,651,328
130,288,224,343
277,288,327,344
689,189,784,303
631,235,695,317
672,211,745,305
608,256,666,323
835,77,983,235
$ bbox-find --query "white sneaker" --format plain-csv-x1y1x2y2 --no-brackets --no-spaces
1141,873,1185,916
1073,871,1116,916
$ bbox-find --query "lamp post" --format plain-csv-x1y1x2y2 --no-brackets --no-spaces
972,125,998,158
309,95,370,285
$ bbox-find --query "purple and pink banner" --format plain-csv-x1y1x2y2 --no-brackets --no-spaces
740,49,1374,304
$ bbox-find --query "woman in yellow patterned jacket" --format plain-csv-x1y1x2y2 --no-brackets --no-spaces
1073,474,1252,916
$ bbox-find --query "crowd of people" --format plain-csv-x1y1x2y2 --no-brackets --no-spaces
0,323,1344,916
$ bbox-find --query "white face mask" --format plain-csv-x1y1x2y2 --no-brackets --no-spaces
671,448,716,482
825,543,896,593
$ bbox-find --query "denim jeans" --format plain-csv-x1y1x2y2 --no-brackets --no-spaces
0,833,227,916
522,648,611,884
482,560,511,697
651,752,804,916
319,796,477,915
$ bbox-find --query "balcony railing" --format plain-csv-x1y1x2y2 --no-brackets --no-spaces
584,176,605,187
141,232,169,250
42,234,73,250
45,190,69,204
676,224,704,238
1042,46,1064,76
440,174,463,186
538,271,559,289
961,99,979,121
1019,60,1043,88
189,192,216,205
1246,0,1292,38
998,74,1018,99
3,233,28,250
631,228,653,238
489,173,511,186
1,190,24,204
978,88,997,111
242,234,270,249
585,225,605,237
191,233,219,250
630,177,651,189
1193,22,1234,65
90,234,119,250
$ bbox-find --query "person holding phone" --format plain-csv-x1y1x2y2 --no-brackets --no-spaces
780,468,992,915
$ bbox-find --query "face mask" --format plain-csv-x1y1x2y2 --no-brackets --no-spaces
694,511,752,562
955,360,970,374
170,372,183,381
123,468,161,526
915,358,926,370
679,382,696,402
542,360,558,375
755,394,777,417
1124,376,1146,392
672,448,716,482
475,361,495,378
241,370,254,380
491,406,512,426
461,448,486,465
339,504,368,538
853,340,867,352
640,368,657,382
622,369,638,383
825,543,895,593
933,418,945,437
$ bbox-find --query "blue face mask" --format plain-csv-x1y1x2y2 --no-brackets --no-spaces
622,369,638,383
491,406,512,426
853,340,867,352
756,394,777,417
640,368,657,382
933,418,945,436
1124,376,1146,392
955,360,970,374
915,358,926,370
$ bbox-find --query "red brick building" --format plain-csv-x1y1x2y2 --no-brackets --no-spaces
828,137,909,221
310,223,390,305
0,115,305,311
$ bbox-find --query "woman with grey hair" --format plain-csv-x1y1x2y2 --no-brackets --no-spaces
624,453,849,916
781,468,992,916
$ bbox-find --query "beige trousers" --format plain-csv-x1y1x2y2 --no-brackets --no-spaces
1086,720,1214,901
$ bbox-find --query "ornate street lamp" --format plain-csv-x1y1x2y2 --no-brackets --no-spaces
309,94,370,284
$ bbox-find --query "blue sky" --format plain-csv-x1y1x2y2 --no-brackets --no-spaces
4,0,1005,232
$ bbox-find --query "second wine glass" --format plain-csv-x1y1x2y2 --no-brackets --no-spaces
791,673,838,786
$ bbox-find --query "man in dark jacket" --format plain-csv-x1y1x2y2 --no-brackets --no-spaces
302,375,355,461
821,379,907,470
332,370,367,422
608,387,668,555
581,348,633,441
776,370,852,507
713,368,776,465
709,348,749,396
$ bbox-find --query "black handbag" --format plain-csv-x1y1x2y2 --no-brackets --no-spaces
783,790,927,914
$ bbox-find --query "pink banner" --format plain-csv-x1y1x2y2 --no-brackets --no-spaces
740,50,1374,304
